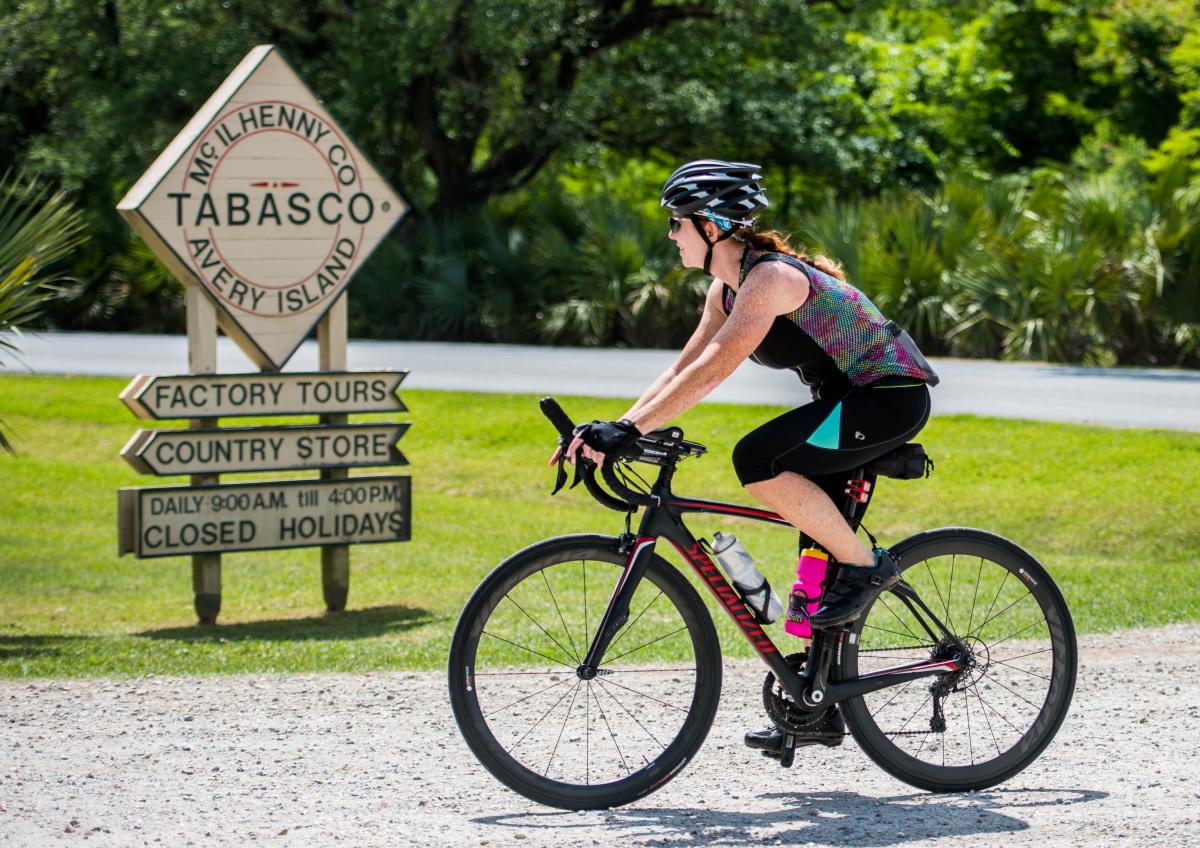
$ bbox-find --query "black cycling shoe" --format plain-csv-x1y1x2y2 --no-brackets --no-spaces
807,549,901,629
743,709,846,754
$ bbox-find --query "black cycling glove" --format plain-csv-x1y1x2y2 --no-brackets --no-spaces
574,418,642,455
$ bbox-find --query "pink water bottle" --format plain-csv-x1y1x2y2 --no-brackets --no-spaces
784,547,830,638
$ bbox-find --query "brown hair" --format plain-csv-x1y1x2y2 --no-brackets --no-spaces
732,227,846,281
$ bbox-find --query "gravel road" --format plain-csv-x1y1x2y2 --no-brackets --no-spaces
2,624,1197,848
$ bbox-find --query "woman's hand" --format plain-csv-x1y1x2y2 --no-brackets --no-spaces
547,419,640,467
547,438,607,467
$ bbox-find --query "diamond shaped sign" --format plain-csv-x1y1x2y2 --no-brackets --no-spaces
117,45,407,370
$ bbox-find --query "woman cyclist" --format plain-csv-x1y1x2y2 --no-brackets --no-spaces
557,159,939,754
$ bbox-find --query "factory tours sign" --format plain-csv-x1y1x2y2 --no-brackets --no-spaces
116,44,407,371
120,371,408,419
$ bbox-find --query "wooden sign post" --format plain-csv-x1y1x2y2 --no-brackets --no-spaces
116,45,410,623
188,284,221,624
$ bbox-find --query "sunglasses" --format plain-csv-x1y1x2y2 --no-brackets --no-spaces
668,216,685,234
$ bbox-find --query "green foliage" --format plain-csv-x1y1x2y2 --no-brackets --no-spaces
797,162,1199,367
0,171,86,451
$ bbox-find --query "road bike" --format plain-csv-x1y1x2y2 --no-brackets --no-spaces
448,398,1077,809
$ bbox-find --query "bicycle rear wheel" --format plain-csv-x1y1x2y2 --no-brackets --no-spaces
838,527,1077,792
448,535,721,809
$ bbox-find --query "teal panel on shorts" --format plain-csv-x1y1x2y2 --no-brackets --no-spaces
806,401,842,449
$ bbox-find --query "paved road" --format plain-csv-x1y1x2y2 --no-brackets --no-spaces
3,331,1198,431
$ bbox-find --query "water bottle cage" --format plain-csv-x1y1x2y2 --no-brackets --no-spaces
736,579,774,625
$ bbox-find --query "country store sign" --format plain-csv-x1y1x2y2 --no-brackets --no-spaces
118,44,405,370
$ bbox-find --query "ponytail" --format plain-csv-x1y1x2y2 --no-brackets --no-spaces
732,227,846,281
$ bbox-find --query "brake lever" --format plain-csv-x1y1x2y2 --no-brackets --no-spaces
551,446,568,495
570,454,590,489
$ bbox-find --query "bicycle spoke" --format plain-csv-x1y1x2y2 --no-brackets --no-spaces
863,622,929,643
966,589,1035,642
602,677,690,714
876,594,924,645
508,680,580,756
503,595,580,667
589,682,631,777
947,554,957,635
969,683,1023,734
483,676,573,719
602,589,665,661
595,678,666,750
544,680,583,777
605,666,697,674
914,728,933,759
890,692,934,740
992,646,1053,664
965,691,974,765
481,630,576,671
979,617,1045,652
585,676,590,784
542,568,580,663
981,670,1044,711
924,559,953,633
603,626,689,665
869,679,915,720
971,684,1006,753
988,656,1051,682
966,556,984,636
972,569,1011,643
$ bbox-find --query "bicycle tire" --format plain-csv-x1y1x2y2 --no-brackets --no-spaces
449,534,722,809
837,527,1077,792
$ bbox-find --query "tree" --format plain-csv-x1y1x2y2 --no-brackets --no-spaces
0,172,86,452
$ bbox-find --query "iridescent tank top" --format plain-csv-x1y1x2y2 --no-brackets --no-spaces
722,249,939,389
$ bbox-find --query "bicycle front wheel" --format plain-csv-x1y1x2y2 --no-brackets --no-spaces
448,534,722,809
838,528,1077,792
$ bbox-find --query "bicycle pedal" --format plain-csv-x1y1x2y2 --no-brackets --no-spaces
779,735,797,768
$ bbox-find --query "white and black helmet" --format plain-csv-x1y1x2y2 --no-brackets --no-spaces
660,159,768,227
661,159,768,272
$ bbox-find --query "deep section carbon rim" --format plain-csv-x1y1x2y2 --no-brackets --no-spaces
840,529,1076,791
450,537,720,808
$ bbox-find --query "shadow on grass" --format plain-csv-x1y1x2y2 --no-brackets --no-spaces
138,603,434,643
0,633,86,660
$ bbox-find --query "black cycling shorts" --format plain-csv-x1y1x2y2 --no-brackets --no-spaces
732,376,931,487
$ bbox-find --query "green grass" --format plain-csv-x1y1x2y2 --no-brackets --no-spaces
0,373,1197,678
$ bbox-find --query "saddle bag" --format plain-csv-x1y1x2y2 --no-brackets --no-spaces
867,443,934,480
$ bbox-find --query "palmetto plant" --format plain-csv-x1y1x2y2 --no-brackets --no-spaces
531,192,705,348
800,167,1195,366
0,171,86,452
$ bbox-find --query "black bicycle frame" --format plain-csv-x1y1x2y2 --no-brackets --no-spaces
579,463,963,710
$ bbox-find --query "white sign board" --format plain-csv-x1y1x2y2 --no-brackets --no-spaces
121,423,409,476
118,476,411,558
116,45,407,370
120,371,407,419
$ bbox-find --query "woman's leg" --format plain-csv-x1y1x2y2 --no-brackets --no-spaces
744,472,871,565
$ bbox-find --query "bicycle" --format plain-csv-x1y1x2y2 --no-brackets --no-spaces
448,397,1077,810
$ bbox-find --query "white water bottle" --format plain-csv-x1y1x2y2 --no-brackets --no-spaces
710,532,784,624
